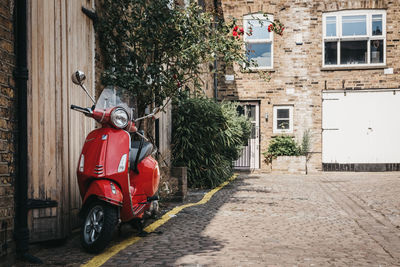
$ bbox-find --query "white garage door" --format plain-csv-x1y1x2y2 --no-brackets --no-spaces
323,90,400,164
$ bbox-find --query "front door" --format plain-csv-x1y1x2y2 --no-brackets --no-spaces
234,102,260,169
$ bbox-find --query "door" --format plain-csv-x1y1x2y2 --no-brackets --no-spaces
27,0,95,241
322,90,400,164
234,102,260,169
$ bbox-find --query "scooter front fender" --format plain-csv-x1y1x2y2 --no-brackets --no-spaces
83,179,123,207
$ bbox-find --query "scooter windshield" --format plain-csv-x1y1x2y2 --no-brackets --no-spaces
95,86,134,115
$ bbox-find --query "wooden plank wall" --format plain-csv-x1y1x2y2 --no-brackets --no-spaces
27,0,95,242
157,101,172,168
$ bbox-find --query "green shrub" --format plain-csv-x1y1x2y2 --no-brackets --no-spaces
262,135,301,164
299,129,311,156
263,131,312,164
172,95,251,188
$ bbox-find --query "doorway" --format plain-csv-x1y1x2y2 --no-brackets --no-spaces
233,102,260,170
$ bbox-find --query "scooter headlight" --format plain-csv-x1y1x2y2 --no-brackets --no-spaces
110,107,129,129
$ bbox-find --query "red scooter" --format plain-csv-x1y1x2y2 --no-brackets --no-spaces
70,71,160,253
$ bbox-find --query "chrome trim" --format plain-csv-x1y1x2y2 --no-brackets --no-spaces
133,204,146,216
99,109,106,123
123,129,135,218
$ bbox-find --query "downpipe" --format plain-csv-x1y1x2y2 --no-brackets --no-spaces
13,0,42,263
213,0,219,100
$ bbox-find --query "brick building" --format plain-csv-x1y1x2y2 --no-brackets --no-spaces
217,0,400,172
0,0,16,261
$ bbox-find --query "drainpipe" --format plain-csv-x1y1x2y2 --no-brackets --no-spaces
213,0,218,100
13,0,42,263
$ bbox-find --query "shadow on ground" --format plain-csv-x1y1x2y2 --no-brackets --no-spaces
103,175,251,266
14,174,253,266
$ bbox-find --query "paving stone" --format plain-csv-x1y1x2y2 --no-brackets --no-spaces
16,173,400,266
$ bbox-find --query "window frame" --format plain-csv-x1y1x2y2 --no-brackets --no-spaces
273,105,293,134
322,9,386,68
243,13,274,70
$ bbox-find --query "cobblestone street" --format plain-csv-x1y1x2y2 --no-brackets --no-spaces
26,173,400,266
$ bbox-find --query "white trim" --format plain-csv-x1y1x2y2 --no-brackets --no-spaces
233,102,260,169
322,9,386,68
250,102,260,169
273,105,293,134
243,13,274,70
323,88,400,93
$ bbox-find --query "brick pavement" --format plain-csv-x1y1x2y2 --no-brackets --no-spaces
18,173,400,266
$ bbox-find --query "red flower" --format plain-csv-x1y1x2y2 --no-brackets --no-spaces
177,81,181,87
233,25,239,31
232,30,238,37
239,27,244,35
268,24,273,32
173,74,177,80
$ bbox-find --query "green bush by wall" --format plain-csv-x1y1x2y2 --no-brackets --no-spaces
172,95,251,188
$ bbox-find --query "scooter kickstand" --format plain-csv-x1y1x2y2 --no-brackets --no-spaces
137,220,149,237
138,230,149,237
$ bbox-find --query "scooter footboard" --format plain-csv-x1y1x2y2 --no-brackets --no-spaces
83,179,123,207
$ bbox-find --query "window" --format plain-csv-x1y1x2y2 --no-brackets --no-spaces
244,13,274,69
168,0,190,9
273,106,293,133
323,10,386,67
184,0,190,8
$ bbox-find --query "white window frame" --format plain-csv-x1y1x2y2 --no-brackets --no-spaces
168,0,190,9
273,105,293,134
322,9,386,68
243,13,274,70
183,0,190,8
167,0,174,9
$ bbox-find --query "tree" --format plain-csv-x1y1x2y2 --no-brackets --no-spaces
96,0,284,112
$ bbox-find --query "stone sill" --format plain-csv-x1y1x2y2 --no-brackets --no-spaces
321,65,387,71
240,69,276,74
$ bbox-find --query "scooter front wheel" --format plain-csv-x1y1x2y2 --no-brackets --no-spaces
80,200,118,253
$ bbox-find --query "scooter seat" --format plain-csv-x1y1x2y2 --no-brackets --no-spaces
129,141,153,169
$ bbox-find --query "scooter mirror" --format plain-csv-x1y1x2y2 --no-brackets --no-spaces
72,70,86,85
71,70,96,104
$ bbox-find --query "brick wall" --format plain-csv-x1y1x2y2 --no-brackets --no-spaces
217,0,400,172
0,0,15,260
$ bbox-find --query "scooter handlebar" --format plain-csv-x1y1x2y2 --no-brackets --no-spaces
70,104,92,115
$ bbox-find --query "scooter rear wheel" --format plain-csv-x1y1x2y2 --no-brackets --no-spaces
80,200,118,253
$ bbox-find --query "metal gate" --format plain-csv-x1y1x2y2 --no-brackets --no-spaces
234,102,260,169
234,138,252,168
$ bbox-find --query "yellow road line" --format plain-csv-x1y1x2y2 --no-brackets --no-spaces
81,175,237,267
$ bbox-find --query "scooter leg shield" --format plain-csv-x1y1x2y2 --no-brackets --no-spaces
82,180,123,207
